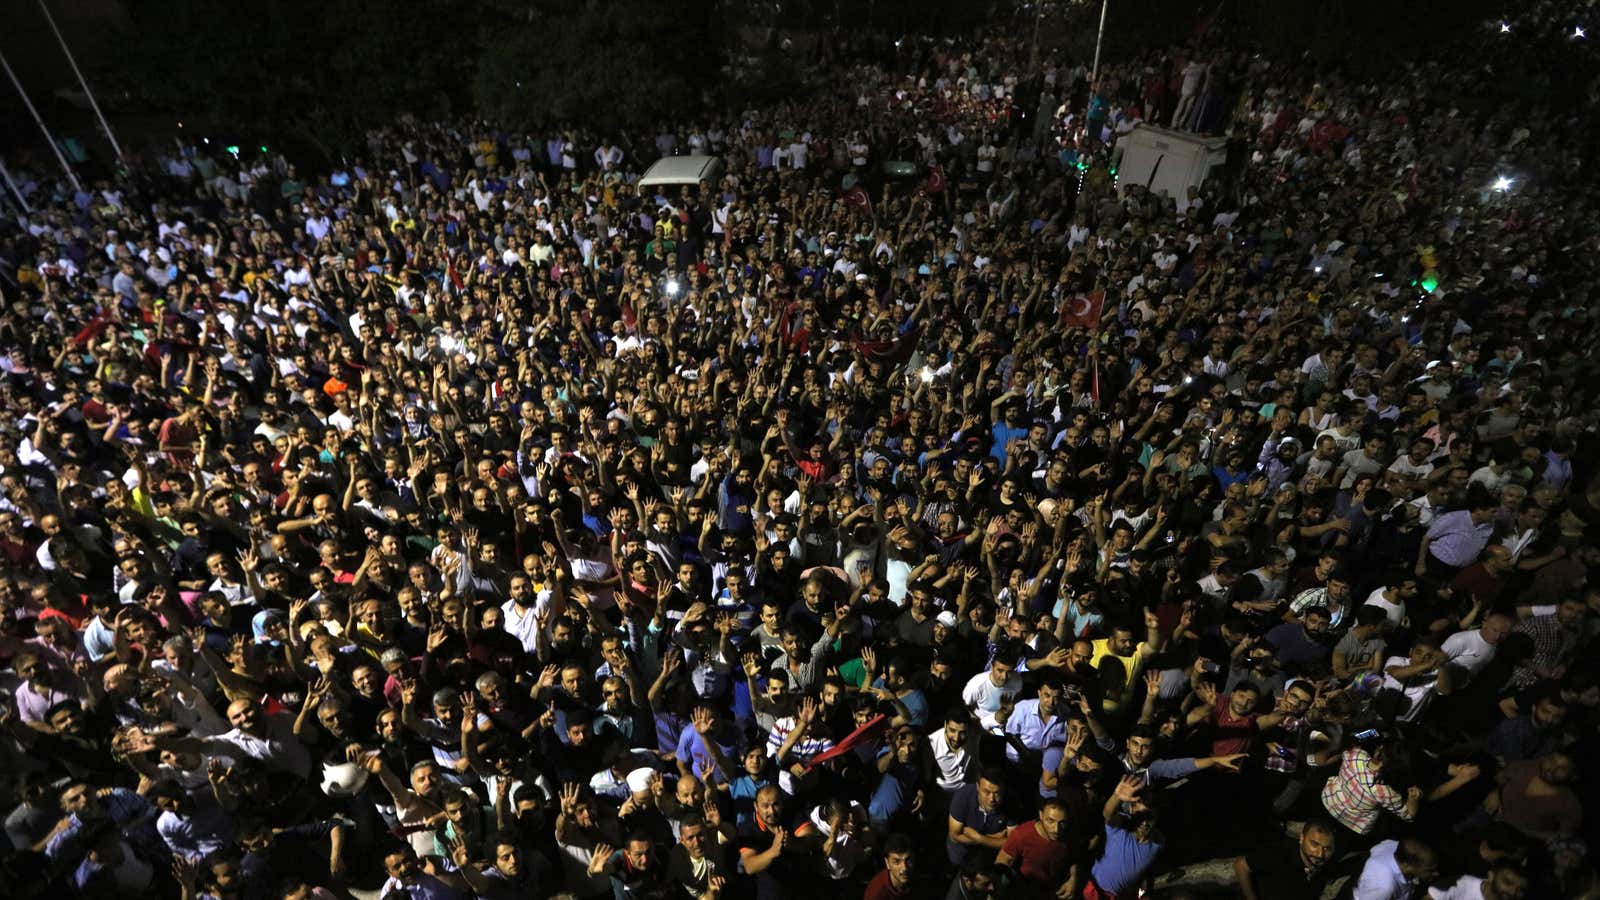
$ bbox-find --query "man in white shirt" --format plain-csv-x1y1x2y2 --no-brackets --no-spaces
961,651,1022,731
1428,863,1529,900
1440,612,1514,684
154,698,312,780
500,573,552,656
594,142,623,171
1350,837,1438,900
927,710,978,793
1380,636,1449,723
1363,579,1417,629
1171,59,1210,129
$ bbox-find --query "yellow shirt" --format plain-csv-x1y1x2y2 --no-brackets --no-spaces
1090,638,1153,713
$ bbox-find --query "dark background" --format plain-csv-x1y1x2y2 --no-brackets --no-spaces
0,0,1566,176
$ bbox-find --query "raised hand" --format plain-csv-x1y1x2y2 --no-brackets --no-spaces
1210,753,1247,773
796,696,818,727
206,757,232,785
558,783,580,817
692,706,716,736
1113,774,1145,803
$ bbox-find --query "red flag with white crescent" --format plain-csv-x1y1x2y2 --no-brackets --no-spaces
805,714,889,770
918,164,947,196
842,185,873,216
1060,290,1105,329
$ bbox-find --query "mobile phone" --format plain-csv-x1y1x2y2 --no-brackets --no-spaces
1199,660,1219,674
1352,728,1381,741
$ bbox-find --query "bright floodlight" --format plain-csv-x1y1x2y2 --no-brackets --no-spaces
1499,22,1511,33
1493,175,1513,192
1576,25,1587,38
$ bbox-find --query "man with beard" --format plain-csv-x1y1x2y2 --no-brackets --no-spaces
666,813,729,900
450,829,546,900
154,697,312,780
18,700,124,785
996,797,1084,899
378,842,468,899
1232,817,1338,900
591,832,671,899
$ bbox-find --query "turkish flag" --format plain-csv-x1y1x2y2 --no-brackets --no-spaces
857,322,924,368
805,714,890,771
918,164,947,196
1061,290,1105,329
842,185,873,216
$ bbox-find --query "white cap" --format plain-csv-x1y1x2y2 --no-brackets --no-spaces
936,611,959,628
626,767,656,794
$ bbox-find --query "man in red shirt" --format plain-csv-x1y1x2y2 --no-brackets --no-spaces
864,833,919,900
996,797,1082,898
157,403,203,468
1451,544,1514,612
1207,681,1265,757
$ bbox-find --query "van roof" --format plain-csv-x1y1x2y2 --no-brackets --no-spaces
637,155,723,188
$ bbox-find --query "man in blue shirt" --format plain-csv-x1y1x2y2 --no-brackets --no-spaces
1265,605,1334,673
1003,678,1066,762
718,465,757,534
990,394,1030,466
1088,775,1165,899
946,767,1016,865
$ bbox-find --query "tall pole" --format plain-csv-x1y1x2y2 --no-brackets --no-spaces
1030,1,1045,70
0,160,31,214
37,0,124,165
1082,0,1109,141
0,49,82,193
1089,0,1108,89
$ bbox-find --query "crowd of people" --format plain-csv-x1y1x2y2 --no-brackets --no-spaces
0,12,1597,900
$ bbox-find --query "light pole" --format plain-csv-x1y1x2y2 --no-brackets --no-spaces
0,49,82,193
1089,0,1108,89
37,0,125,165
1082,0,1109,142
1030,1,1045,70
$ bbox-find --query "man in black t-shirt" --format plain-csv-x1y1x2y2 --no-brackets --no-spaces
1232,817,1338,900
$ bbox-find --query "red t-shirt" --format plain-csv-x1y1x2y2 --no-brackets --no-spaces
864,869,913,900
1209,702,1260,757
1451,564,1503,609
1001,819,1074,887
158,416,198,466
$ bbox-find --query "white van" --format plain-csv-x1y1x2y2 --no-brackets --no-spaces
637,155,725,189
